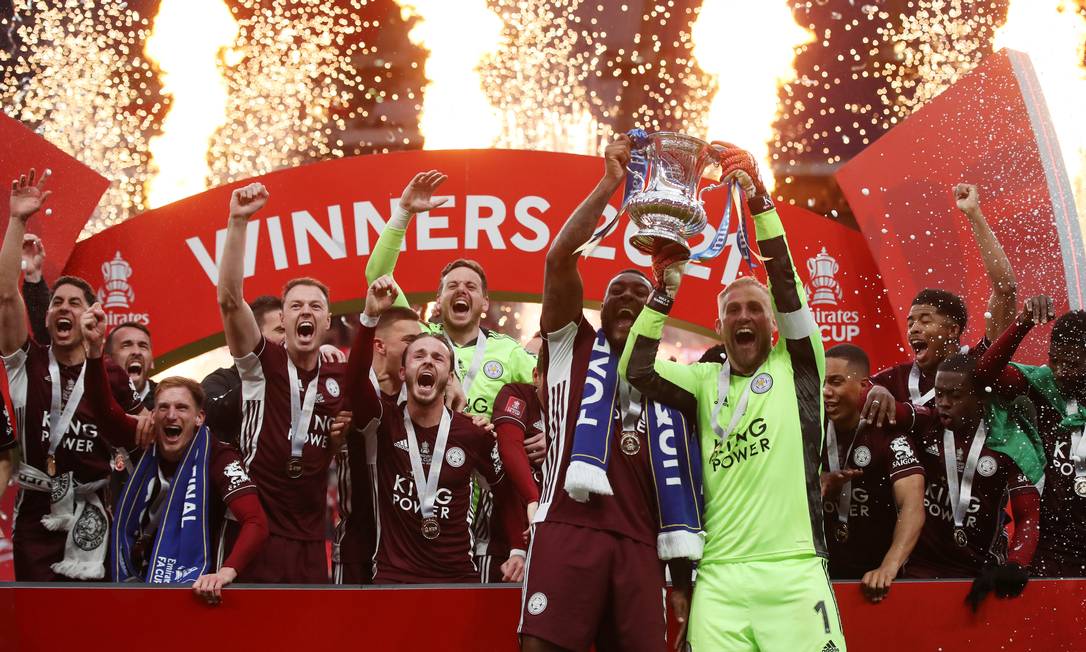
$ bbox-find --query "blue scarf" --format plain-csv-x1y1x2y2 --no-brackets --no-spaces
112,426,212,584
564,329,704,559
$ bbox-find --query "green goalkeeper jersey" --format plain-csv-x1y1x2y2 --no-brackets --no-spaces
365,225,536,419
619,206,827,565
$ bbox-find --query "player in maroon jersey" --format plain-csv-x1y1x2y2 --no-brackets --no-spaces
346,276,524,584
864,184,1017,424
333,305,422,585
489,379,544,582
79,325,268,603
973,297,1086,577
904,354,1040,609
0,169,139,580
217,182,350,583
820,344,925,603
518,135,692,652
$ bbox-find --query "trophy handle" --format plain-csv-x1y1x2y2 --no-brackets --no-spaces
697,179,728,204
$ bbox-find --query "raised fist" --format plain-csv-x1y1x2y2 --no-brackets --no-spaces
712,142,766,198
364,275,399,318
81,302,108,358
954,183,980,215
9,168,52,222
603,134,632,183
399,170,449,214
229,182,269,220
651,241,689,298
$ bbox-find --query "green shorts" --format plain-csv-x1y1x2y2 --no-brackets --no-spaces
688,556,846,652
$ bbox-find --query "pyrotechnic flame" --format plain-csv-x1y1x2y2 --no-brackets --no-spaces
691,0,814,188
994,0,1086,224
398,0,504,149
144,0,238,207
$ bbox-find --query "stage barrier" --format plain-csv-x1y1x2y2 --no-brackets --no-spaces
2,579,1086,651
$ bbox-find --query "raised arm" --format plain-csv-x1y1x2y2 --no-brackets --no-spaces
541,136,630,333
346,276,398,425
955,184,1017,342
1,170,51,355
21,234,50,345
364,170,448,309
973,295,1056,397
217,183,267,358
81,303,138,450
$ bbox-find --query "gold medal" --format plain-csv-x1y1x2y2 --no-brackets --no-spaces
287,457,303,479
421,517,441,540
620,431,641,456
1075,477,1086,498
46,455,57,477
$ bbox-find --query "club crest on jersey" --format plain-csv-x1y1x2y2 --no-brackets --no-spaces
852,445,872,467
483,360,504,379
977,455,998,477
445,447,465,468
325,378,340,398
751,373,773,394
527,592,548,615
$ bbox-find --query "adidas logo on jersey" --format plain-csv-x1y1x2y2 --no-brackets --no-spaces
822,642,840,652
394,439,409,452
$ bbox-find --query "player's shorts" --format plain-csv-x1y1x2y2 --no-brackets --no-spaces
234,531,328,584
519,521,666,652
688,556,846,652
476,553,504,583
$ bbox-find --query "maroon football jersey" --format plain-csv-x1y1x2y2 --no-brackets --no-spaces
907,420,1034,578
235,337,347,541
535,317,658,547
821,421,924,579
871,338,989,406
490,382,544,558
1027,387,1086,574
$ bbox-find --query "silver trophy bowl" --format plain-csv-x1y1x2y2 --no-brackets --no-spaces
625,131,725,255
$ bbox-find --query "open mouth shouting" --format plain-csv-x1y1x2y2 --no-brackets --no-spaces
162,424,183,444
55,317,74,336
416,367,437,391
296,319,316,342
451,296,471,318
126,359,144,379
734,326,757,347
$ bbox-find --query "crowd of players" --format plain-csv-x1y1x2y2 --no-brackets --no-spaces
0,136,1084,651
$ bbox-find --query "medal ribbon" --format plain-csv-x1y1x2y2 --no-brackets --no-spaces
825,420,860,530
908,362,935,406
47,349,87,460
943,422,988,530
447,330,488,397
709,362,765,445
617,380,644,431
403,406,452,520
286,356,321,460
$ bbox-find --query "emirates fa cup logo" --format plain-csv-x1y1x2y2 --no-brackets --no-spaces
98,251,135,309
806,247,843,307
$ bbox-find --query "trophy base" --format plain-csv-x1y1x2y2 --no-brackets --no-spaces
629,228,691,256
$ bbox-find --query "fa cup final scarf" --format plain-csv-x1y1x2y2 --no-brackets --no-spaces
113,425,212,584
564,329,704,560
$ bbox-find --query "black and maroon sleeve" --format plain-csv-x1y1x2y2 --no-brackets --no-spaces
211,444,267,573
84,356,138,450
345,320,383,426
492,385,541,504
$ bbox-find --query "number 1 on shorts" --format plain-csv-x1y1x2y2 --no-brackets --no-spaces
814,600,831,634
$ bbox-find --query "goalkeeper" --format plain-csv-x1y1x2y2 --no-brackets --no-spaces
619,145,845,651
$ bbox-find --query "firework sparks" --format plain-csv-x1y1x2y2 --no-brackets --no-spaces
209,0,369,185
691,0,813,186
0,0,157,236
399,0,504,149
144,0,238,208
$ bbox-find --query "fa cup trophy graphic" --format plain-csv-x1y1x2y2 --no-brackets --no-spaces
98,251,135,309
806,247,843,307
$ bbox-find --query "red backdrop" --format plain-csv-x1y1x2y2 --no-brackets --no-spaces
3,580,1086,651
60,149,904,371
836,49,1085,363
